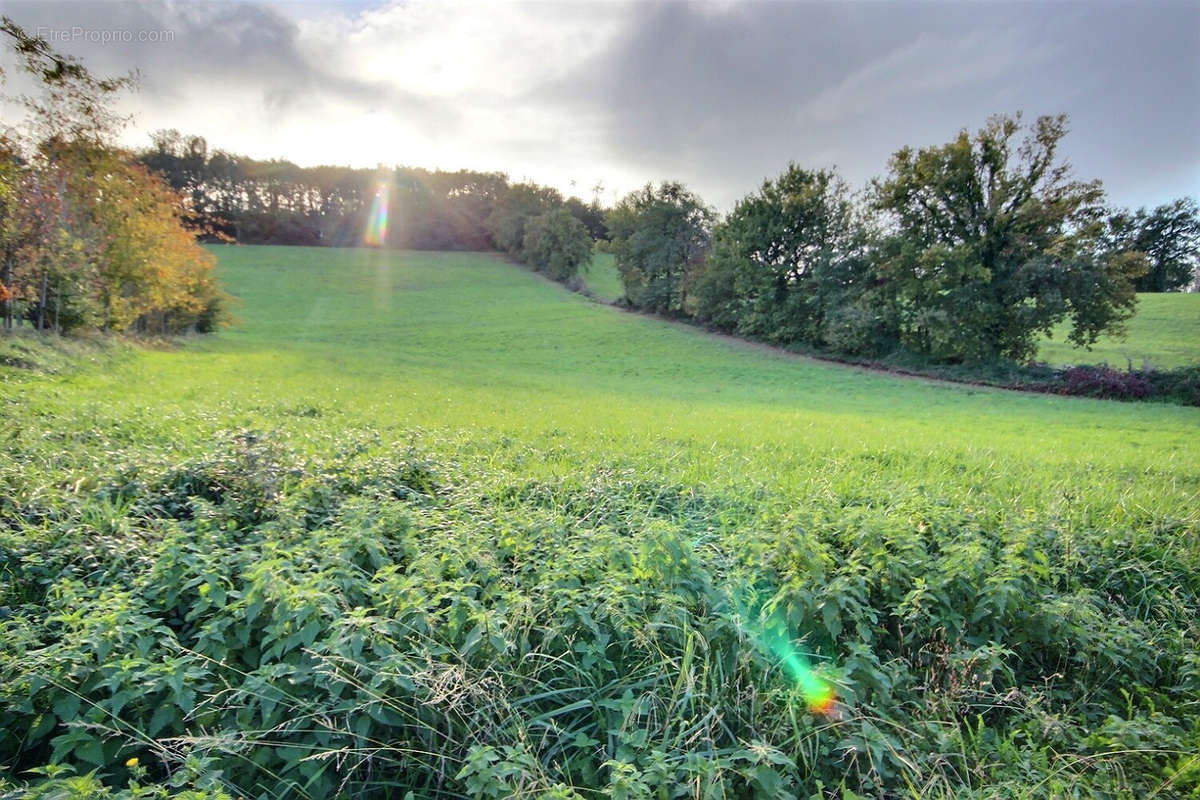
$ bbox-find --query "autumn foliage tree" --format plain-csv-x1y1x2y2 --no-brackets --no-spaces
0,17,226,334
83,149,222,331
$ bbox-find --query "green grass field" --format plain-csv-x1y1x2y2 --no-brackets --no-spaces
2,245,1198,799
1037,292,1200,369
583,252,624,303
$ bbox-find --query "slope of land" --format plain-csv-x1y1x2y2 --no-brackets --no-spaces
583,252,624,303
1037,291,1200,369
1,245,1197,799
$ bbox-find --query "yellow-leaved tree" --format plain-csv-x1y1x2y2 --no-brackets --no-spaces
1,16,229,335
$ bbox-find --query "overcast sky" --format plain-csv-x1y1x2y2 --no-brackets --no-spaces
2,0,1197,211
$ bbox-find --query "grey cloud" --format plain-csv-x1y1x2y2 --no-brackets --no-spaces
2,1,462,136
531,1,1200,209
2,0,1195,211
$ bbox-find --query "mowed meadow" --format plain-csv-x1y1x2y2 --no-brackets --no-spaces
2,245,1198,799
1037,292,1200,370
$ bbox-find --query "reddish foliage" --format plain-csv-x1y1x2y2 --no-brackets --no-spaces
1058,366,1154,400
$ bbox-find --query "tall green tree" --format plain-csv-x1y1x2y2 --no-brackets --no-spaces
1106,198,1200,292
691,165,870,345
564,195,608,241
605,182,714,315
873,113,1146,362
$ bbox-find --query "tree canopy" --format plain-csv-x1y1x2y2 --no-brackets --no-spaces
691,165,866,345
521,209,593,282
871,113,1147,362
1107,198,1200,292
606,182,714,315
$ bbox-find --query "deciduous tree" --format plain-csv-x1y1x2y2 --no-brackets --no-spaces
522,208,592,282
1106,198,1200,292
1,17,226,334
605,182,713,315
691,165,869,346
872,113,1146,362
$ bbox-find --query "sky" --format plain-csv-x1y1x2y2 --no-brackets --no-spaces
2,0,1197,211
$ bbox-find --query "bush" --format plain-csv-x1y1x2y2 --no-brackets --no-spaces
522,209,592,281
821,300,896,356
2,430,1197,796
1148,364,1200,405
1037,363,1200,405
1059,365,1153,399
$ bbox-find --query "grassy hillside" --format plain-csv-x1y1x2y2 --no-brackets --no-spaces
584,251,623,303
1,245,1197,799
1037,292,1200,369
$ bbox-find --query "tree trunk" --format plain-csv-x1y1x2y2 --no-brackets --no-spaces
37,271,48,331
2,252,11,331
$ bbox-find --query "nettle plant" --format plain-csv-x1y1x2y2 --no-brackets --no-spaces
1,429,1197,798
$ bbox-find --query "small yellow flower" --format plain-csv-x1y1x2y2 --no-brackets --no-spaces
125,757,139,768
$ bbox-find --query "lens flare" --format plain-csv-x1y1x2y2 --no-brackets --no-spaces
760,624,838,715
734,590,839,716
365,183,389,247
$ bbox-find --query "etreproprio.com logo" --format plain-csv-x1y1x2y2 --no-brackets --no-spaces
36,26,176,45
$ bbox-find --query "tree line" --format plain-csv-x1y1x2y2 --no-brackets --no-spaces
137,111,1196,368
605,114,1199,364
0,19,226,335
135,131,607,252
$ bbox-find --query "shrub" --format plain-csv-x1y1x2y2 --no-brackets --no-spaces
1148,364,1200,405
522,209,592,281
1059,365,1153,399
821,300,896,356
2,429,1197,796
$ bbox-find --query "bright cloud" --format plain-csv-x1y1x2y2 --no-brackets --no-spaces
1,0,1196,211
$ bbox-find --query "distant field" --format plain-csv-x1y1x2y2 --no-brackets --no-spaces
583,250,623,302
1038,292,1200,369
2,246,1197,798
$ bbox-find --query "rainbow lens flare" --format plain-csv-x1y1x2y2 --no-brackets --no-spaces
365,183,389,247
758,624,838,715
734,590,839,716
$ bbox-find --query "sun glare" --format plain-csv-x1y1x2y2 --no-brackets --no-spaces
761,623,839,716
732,590,840,717
365,182,390,247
